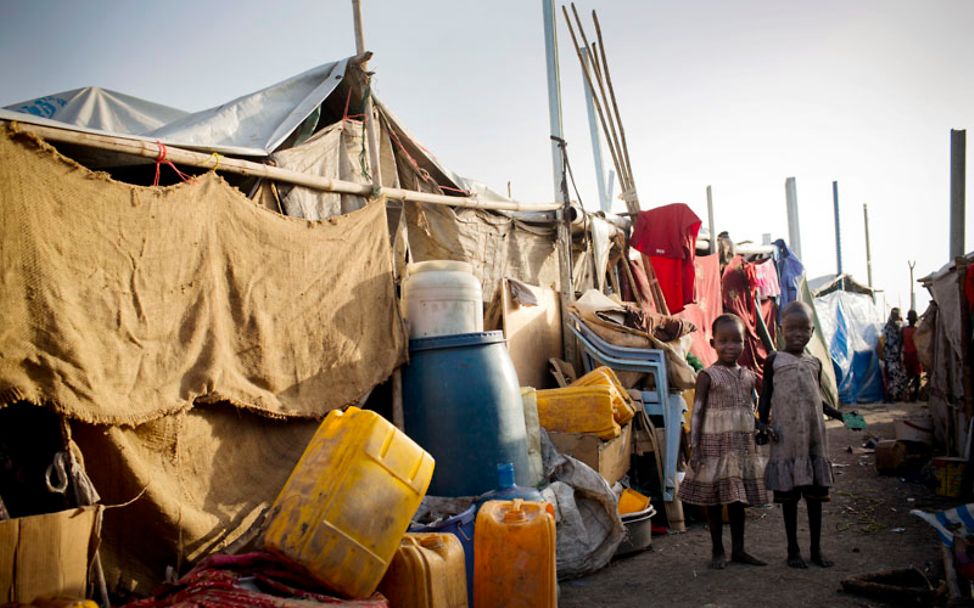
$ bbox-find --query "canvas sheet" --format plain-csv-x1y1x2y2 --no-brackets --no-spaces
404,202,561,304
70,405,320,593
0,127,406,425
813,291,884,404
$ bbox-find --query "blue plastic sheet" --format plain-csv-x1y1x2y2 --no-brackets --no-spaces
813,291,885,404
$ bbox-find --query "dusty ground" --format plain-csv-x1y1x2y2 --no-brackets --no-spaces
561,402,958,608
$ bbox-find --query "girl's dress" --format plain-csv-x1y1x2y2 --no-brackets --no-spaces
763,351,834,493
678,365,767,506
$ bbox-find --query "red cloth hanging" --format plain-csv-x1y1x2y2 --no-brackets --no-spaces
631,203,702,314
678,254,721,367
721,256,770,384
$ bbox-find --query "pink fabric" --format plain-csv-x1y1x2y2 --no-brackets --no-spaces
678,254,721,367
753,259,781,299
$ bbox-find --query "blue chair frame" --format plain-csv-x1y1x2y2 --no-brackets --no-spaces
568,314,687,502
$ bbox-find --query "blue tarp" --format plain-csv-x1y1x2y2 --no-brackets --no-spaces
813,291,885,404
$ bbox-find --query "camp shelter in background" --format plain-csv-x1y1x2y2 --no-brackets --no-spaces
918,253,973,455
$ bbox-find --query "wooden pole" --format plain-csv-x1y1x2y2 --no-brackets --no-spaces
4,121,562,213
570,5,628,191
950,129,966,259
592,9,636,193
707,185,716,254
863,203,873,289
351,0,382,188
908,260,916,311
561,6,631,213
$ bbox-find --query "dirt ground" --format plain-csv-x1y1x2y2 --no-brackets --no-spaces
560,402,958,608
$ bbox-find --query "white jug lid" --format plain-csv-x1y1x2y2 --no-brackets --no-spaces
406,260,474,275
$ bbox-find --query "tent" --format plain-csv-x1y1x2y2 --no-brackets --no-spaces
0,55,634,593
813,290,885,404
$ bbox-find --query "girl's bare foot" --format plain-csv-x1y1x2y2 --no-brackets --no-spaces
810,551,833,567
787,551,808,568
710,552,728,569
731,551,767,566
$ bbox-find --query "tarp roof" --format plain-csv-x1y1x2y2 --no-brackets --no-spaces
1,59,349,156
808,273,874,297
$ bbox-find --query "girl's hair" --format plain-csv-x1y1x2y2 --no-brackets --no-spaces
712,313,744,335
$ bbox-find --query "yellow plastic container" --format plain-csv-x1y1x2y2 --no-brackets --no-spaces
570,366,637,424
536,385,621,439
617,487,651,515
378,533,468,608
263,406,435,599
473,499,556,608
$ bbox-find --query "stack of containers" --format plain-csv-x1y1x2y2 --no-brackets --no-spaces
401,261,552,606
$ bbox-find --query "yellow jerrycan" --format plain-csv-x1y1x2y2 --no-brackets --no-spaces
378,532,469,608
263,406,435,599
473,499,557,608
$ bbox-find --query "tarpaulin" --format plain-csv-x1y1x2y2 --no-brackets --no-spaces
813,291,884,404
0,126,406,424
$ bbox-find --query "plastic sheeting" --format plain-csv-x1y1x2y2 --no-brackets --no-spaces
813,291,884,404
1,59,349,156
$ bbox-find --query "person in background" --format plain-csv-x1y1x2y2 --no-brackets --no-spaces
902,310,922,401
679,313,768,569
758,302,846,568
882,308,908,402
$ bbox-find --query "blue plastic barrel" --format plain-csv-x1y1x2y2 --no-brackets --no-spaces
402,331,532,497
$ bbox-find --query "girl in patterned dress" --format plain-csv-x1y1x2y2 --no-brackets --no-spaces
679,314,768,569
758,301,845,568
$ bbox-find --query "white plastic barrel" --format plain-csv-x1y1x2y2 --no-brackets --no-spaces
402,261,484,338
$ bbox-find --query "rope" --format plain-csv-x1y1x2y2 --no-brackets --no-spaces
208,152,221,172
153,140,194,186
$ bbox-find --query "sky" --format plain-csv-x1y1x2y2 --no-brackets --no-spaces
1,0,972,314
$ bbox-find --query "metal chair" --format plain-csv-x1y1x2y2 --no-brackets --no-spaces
568,313,687,501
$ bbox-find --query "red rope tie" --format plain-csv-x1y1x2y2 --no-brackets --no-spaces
153,141,194,186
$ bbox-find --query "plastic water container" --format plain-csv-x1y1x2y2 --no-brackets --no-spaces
473,499,557,608
409,506,476,608
263,406,435,599
402,260,483,338
378,533,469,608
402,331,532,497
474,463,544,511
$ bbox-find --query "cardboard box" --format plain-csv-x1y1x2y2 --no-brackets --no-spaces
874,440,908,474
1,506,102,604
548,422,632,485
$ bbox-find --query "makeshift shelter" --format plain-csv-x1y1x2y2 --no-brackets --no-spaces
918,254,973,454
813,290,885,404
808,273,875,298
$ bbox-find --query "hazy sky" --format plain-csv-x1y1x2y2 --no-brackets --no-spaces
2,0,972,313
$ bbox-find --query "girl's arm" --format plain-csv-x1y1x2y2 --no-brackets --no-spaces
757,353,776,425
689,370,711,455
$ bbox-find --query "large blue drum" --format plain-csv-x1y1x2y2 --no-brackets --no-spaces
402,331,532,497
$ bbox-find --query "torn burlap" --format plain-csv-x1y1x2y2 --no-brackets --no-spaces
0,127,406,425
70,405,320,594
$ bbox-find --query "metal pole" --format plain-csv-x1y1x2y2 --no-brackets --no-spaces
581,46,609,213
863,203,873,288
951,129,967,259
706,185,716,254
833,180,843,278
543,0,576,363
543,0,566,203
785,177,802,259
351,0,382,188
908,261,917,311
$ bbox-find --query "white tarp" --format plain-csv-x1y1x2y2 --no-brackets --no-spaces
1,59,348,156
3,87,188,134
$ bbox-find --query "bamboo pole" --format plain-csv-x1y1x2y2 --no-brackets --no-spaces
570,4,628,192
352,0,382,188
592,10,636,194
3,120,563,213
561,6,628,208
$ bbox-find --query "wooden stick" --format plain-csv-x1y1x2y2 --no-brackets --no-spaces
3,120,562,213
571,4,629,192
391,368,404,431
561,6,626,194
593,10,636,197
351,0,383,189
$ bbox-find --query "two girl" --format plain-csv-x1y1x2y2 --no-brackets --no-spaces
680,303,845,569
